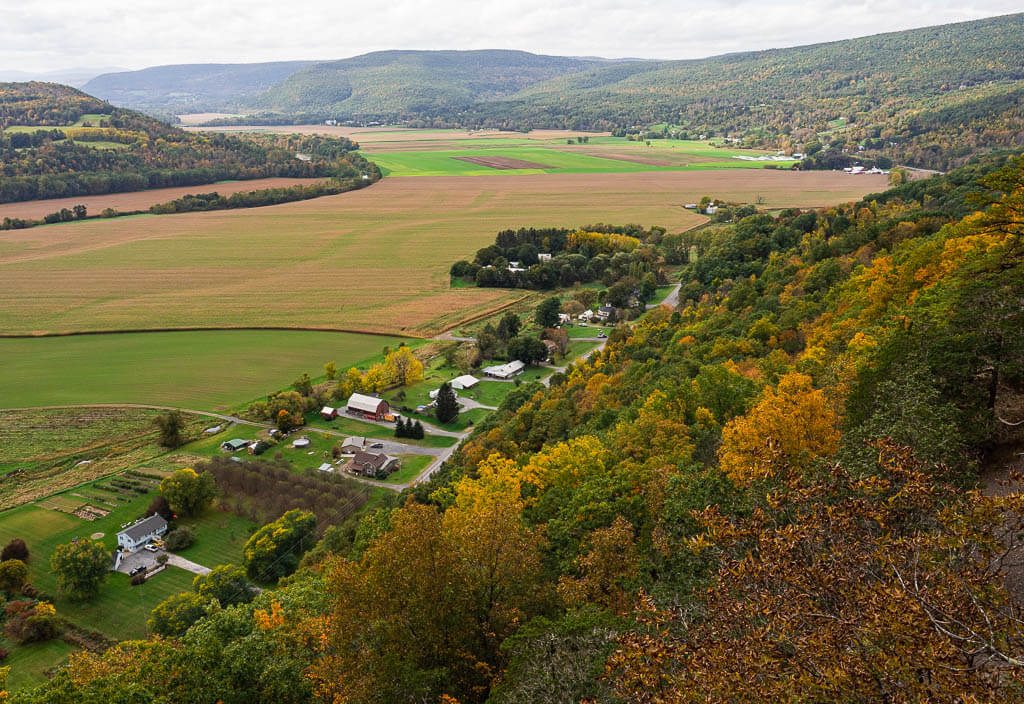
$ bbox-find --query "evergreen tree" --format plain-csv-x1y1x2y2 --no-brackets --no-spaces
412,420,425,439
435,383,459,424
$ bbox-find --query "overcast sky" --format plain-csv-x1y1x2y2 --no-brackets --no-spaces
4,0,1021,74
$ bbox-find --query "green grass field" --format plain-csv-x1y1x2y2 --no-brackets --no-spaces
364,146,658,177
1,638,78,691
361,138,797,178
372,454,431,484
0,330,407,411
172,509,257,568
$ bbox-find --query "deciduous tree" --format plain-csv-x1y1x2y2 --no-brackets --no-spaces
50,538,109,601
160,468,217,518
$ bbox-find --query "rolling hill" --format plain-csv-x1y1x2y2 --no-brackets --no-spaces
83,61,316,114
250,50,629,117
61,13,1024,169
0,82,371,205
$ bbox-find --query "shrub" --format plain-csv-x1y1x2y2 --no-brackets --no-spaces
130,573,146,586
164,527,195,551
5,602,62,644
20,583,40,599
0,647,8,661
1,539,28,562
0,560,29,594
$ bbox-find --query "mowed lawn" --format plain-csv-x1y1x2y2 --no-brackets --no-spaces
0,330,406,410
0,169,885,339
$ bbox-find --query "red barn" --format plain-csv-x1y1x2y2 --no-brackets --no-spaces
346,393,390,421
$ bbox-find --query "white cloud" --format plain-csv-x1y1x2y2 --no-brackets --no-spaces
1,0,1020,74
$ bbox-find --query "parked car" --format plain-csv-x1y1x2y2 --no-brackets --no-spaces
129,566,146,576
598,332,607,338
144,544,160,553
370,442,384,449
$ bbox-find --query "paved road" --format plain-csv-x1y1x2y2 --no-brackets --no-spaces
458,397,497,411
647,282,681,310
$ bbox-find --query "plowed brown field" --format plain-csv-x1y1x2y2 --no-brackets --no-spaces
0,177,326,221
0,170,886,337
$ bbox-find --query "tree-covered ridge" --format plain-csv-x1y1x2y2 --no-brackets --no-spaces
197,14,1024,169
82,61,317,114
0,83,369,204
9,156,1024,702
249,50,626,117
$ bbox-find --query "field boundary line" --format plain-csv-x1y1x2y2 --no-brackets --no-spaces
432,293,532,337
0,326,421,340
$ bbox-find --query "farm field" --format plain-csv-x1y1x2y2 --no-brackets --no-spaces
0,170,885,338
0,330,406,410
0,176,326,221
363,142,797,178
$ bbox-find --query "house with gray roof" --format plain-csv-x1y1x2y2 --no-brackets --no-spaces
117,514,168,553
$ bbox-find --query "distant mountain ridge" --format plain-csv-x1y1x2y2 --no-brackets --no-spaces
83,61,317,113
82,13,1024,169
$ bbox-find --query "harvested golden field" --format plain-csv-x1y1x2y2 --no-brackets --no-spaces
0,170,886,337
0,177,326,221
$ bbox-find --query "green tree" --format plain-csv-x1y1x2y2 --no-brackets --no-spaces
497,312,522,340
324,361,338,380
193,564,256,607
293,373,313,397
412,420,425,439
0,559,29,593
508,336,549,365
243,509,317,583
154,410,187,449
535,297,561,329
50,538,109,601
160,468,217,518
435,382,459,424
148,592,218,637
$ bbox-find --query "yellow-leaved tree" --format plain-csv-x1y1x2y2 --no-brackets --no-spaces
718,372,840,484
384,346,423,387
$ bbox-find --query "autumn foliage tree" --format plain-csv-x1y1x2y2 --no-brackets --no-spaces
607,441,1024,703
718,372,840,484
384,346,424,387
311,464,547,704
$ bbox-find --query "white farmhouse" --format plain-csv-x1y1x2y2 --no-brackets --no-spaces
117,515,168,553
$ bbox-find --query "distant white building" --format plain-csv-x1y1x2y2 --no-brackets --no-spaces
429,387,459,400
117,515,168,553
482,360,526,379
450,374,480,390
538,253,552,263
705,205,718,215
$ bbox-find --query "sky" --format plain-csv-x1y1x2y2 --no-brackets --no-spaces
2,0,1021,75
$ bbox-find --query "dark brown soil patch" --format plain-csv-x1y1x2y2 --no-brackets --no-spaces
452,156,554,170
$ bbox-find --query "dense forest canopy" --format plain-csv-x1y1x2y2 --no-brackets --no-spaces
11,151,1023,702
0,83,372,204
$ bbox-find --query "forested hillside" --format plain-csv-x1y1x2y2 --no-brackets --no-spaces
187,13,1024,170
0,83,373,204
83,61,315,114
12,154,1023,702
250,50,625,117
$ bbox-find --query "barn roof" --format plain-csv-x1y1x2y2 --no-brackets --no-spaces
347,393,386,413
